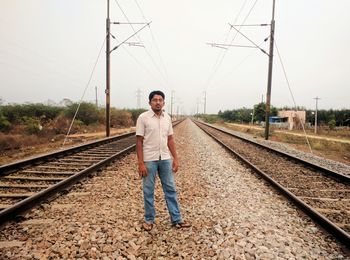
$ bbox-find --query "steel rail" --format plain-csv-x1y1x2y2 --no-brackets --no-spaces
0,119,185,225
193,119,350,248
0,132,135,176
0,144,133,224
0,119,185,176
195,120,350,183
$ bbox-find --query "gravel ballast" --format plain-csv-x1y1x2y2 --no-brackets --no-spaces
214,123,350,176
0,119,348,259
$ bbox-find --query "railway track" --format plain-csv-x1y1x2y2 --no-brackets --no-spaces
193,120,350,248
0,120,184,225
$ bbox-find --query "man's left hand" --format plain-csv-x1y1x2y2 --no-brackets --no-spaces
172,159,179,173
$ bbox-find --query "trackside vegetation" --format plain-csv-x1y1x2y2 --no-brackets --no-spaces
198,103,350,128
0,102,146,135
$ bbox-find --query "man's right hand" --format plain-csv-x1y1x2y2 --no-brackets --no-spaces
138,162,148,178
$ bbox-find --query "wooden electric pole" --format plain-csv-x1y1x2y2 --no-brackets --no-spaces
207,2,276,139
314,96,320,134
264,0,276,140
104,0,150,136
106,0,111,137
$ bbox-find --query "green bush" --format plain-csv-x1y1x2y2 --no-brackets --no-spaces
218,103,277,123
23,117,42,135
99,108,136,127
328,119,336,130
0,113,11,132
110,108,133,127
51,113,84,134
201,114,219,124
0,104,64,124
65,102,100,125
127,108,147,125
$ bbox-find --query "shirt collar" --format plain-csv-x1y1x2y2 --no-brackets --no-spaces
148,109,165,118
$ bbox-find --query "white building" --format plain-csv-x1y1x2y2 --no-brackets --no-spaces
277,110,306,130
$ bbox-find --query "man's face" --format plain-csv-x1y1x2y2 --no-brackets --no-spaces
149,94,165,112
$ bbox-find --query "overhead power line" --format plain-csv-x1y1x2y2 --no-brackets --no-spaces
204,0,249,90
114,0,170,90
205,0,260,91
62,36,107,146
110,22,151,53
110,34,166,89
133,0,171,87
228,24,269,55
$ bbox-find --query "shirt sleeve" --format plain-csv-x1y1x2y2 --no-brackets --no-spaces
136,115,145,136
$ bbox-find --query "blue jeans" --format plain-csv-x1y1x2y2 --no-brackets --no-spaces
143,159,182,224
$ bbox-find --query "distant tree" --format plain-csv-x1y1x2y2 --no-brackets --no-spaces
253,103,266,122
253,102,277,122
334,109,350,126
110,108,133,127
280,105,306,111
200,114,219,124
46,99,57,106
271,106,278,117
59,98,73,107
218,110,236,122
65,102,99,125
327,114,336,130
23,117,41,135
127,108,148,125
0,113,11,132
303,109,350,126
0,103,63,124
328,119,336,130
237,107,252,123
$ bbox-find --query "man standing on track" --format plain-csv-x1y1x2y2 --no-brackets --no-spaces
136,90,190,231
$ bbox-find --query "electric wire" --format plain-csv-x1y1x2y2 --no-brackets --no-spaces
210,43,260,49
213,40,266,86
206,0,250,86
111,34,166,89
230,23,270,27
204,0,249,90
110,22,150,52
274,39,313,154
114,0,170,90
228,24,268,55
221,0,260,64
204,28,232,87
133,0,170,85
205,0,260,91
114,0,167,84
62,36,106,147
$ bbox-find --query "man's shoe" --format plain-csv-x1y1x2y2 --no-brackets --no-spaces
142,222,153,231
173,221,191,229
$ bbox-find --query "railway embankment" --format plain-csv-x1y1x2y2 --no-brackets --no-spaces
0,119,348,259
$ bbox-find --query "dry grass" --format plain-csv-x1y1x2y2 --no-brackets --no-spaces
0,133,48,151
0,132,66,164
272,132,350,162
286,127,350,139
0,126,133,165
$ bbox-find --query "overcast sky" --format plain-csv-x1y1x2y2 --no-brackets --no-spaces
0,0,349,114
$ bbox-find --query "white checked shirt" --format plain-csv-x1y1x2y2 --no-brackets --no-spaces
136,110,174,162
